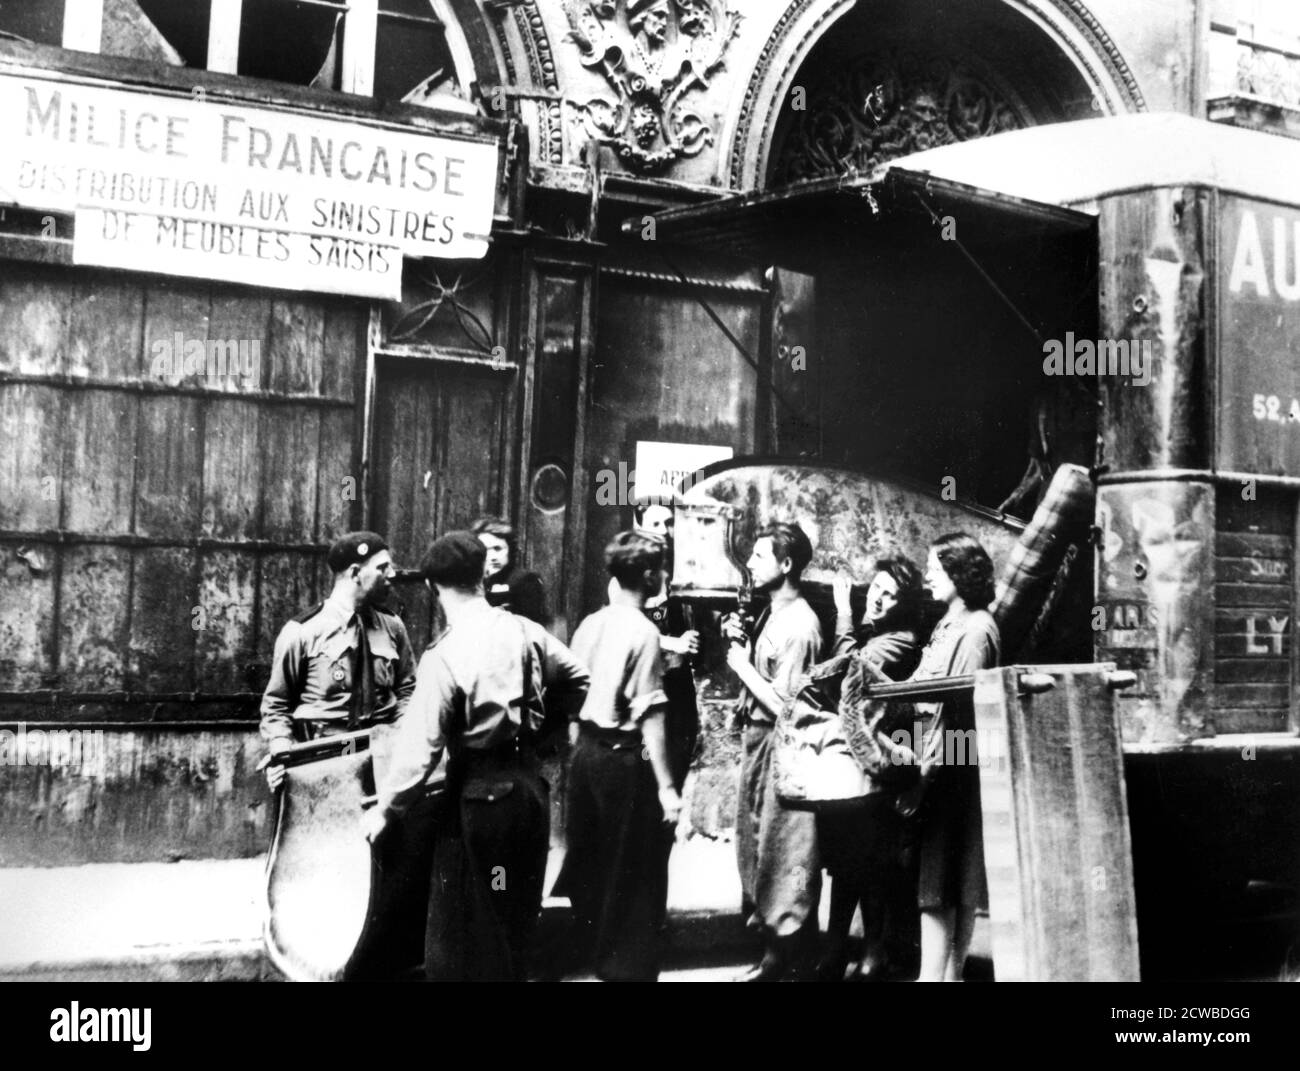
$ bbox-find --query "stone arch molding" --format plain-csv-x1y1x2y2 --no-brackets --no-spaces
436,0,504,90
723,0,1147,192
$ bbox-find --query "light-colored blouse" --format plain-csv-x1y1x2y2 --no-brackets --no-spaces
910,608,1001,774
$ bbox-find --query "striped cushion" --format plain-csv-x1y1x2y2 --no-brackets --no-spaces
992,463,1094,660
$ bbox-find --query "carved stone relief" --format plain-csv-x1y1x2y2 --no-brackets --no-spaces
771,50,1031,185
562,0,742,171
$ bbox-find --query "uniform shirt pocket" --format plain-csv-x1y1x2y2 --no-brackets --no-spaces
368,630,399,691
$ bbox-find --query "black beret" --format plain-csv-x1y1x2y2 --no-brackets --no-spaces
327,531,389,573
421,530,487,587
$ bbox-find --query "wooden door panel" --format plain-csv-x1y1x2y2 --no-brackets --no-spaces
371,359,509,650
429,368,508,535
373,360,507,568
582,280,760,620
522,268,593,641
373,365,436,569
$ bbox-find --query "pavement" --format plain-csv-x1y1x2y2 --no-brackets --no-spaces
0,837,990,981
0,838,748,982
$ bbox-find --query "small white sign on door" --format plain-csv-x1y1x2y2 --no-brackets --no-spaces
633,440,733,502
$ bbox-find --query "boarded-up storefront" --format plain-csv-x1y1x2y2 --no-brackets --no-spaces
0,40,511,863
0,264,365,861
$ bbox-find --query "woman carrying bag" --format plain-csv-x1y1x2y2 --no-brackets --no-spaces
774,557,926,982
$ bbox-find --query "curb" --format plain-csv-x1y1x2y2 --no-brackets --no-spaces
0,942,273,983
0,905,755,983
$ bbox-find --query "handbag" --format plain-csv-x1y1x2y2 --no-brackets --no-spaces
773,654,875,808
837,654,921,794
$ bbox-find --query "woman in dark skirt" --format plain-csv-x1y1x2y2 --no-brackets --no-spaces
897,532,1001,982
815,557,925,982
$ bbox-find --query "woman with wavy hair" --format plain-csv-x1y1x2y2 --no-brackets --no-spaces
898,532,1001,982
471,517,549,626
815,556,926,981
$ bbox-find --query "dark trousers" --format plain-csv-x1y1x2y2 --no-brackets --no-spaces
349,791,440,980
663,666,699,791
564,725,670,982
424,755,549,982
816,794,918,967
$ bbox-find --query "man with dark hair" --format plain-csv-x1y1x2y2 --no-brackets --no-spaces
365,530,589,981
561,530,683,981
471,516,549,625
723,521,823,981
258,531,416,790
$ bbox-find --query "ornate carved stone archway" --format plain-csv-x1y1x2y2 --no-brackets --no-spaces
769,48,1037,186
440,0,509,90
724,0,1147,191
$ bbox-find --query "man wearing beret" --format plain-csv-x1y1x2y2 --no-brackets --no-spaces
259,531,417,785
365,531,590,981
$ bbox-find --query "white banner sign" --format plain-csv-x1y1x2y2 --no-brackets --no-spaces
0,70,499,298
633,440,734,499
74,206,403,299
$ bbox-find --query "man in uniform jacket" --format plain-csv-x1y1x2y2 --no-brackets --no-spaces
259,531,417,785
365,531,590,981
258,531,421,979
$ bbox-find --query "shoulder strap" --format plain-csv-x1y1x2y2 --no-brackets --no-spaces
517,615,536,747
368,605,400,626
291,601,325,624
441,632,468,786
944,634,964,677
750,605,772,666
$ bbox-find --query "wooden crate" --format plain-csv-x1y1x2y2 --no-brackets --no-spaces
974,663,1141,981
